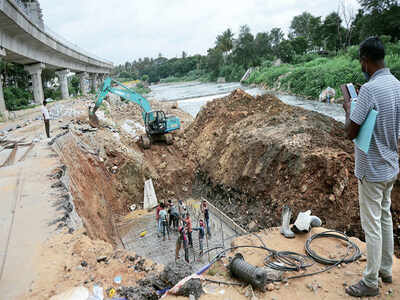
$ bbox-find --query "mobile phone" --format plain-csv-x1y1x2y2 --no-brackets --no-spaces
346,83,358,101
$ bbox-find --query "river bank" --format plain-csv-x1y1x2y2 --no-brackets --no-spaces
244,45,400,101
147,81,346,123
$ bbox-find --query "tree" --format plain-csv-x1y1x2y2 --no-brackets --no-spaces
277,40,295,63
233,25,256,69
339,0,356,47
205,48,224,80
291,36,308,55
254,32,273,60
321,12,344,51
141,74,149,82
351,3,400,42
290,12,322,50
270,27,284,56
216,29,234,54
358,0,399,12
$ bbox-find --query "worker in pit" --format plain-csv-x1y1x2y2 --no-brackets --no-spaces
193,219,205,256
168,200,179,230
159,203,170,241
176,226,189,263
41,99,51,139
184,213,193,248
155,202,162,237
201,199,211,236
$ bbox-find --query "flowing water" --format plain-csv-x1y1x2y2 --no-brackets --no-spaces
148,81,345,123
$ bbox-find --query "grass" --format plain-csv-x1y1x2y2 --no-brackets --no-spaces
246,42,400,100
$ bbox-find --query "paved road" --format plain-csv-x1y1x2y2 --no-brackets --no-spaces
0,122,62,299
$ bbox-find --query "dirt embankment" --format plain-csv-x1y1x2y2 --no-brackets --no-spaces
55,97,195,245
184,89,399,245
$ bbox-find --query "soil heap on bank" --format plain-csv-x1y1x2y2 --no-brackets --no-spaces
183,89,399,247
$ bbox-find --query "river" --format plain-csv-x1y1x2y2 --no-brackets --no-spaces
148,81,345,123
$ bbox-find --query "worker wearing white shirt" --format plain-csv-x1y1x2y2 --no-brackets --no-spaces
41,100,50,138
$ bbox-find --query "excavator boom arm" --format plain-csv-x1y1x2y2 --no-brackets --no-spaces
92,77,151,119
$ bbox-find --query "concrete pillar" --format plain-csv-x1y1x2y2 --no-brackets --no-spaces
90,73,98,92
78,72,88,95
0,48,7,117
55,69,70,99
24,63,45,105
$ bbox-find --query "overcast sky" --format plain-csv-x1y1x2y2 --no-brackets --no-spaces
39,0,360,65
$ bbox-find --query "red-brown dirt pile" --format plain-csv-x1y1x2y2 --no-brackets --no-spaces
184,89,400,248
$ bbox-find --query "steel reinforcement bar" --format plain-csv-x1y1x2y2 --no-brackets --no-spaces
201,197,247,235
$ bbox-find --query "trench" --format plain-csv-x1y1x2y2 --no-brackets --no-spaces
120,198,246,269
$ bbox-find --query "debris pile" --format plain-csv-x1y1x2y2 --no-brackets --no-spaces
120,261,203,300
184,89,399,246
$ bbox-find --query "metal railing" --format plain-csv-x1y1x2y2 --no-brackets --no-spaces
11,0,113,65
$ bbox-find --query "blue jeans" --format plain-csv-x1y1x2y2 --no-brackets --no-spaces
157,219,162,233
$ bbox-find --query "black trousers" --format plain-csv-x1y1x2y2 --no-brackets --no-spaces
44,120,50,138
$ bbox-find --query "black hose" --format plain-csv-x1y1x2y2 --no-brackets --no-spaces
264,251,314,272
305,230,362,265
198,230,361,281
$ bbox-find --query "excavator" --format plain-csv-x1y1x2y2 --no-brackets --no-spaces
89,77,180,149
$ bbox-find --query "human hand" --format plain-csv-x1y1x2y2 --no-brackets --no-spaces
343,99,351,115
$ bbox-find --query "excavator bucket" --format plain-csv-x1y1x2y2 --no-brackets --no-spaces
88,108,100,128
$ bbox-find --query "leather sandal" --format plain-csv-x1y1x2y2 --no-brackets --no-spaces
345,280,379,297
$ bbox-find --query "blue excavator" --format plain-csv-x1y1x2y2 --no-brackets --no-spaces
89,77,180,149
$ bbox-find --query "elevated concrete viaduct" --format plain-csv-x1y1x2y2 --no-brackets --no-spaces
0,0,113,116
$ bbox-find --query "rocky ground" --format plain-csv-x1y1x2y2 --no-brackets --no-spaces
1,87,400,299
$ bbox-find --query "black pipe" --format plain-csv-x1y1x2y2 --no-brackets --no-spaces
228,253,269,291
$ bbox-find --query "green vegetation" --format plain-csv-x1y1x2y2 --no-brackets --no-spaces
246,40,400,99
1,0,399,110
132,82,151,95
113,0,400,100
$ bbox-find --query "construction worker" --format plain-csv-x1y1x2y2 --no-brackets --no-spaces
193,219,205,256
176,226,189,263
155,203,162,237
159,203,170,241
169,201,179,230
184,213,193,248
201,199,211,236
41,99,50,138
178,199,186,215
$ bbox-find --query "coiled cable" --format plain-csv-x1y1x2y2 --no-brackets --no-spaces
305,230,362,265
199,229,362,281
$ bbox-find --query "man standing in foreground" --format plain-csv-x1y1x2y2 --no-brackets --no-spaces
41,100,50,138
343,37,400,297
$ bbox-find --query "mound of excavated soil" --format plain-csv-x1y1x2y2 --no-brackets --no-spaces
185,89,400,249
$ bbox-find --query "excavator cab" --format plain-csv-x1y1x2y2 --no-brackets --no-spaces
145,111,167,135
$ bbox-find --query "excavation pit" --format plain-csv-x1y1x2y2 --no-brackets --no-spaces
121,198,246,269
